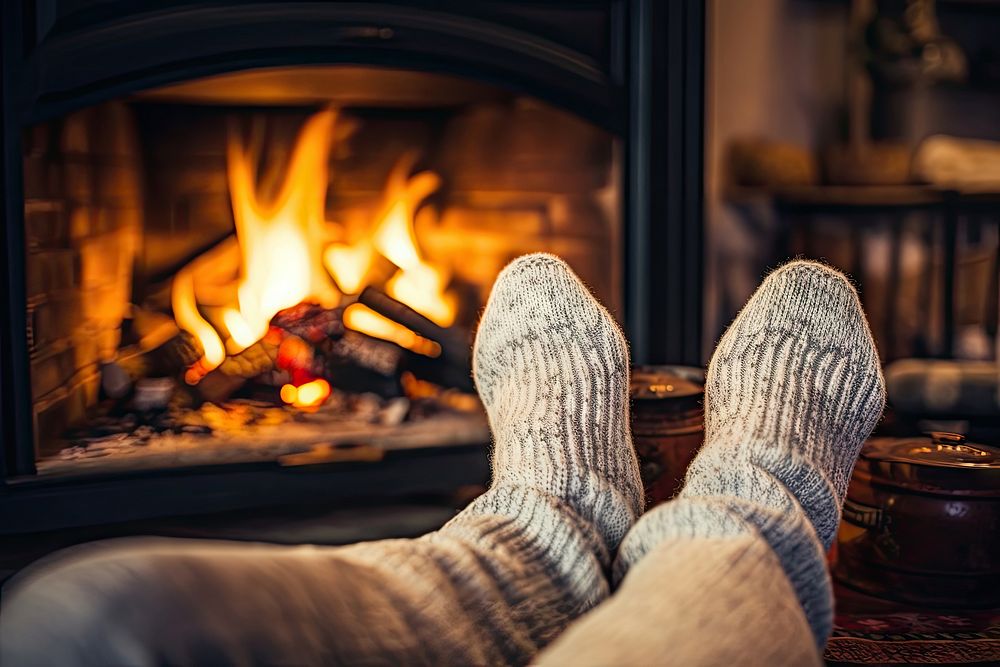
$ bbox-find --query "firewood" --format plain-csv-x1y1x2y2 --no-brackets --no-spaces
358,286,470,370
195,367,248,404
272,303,346,343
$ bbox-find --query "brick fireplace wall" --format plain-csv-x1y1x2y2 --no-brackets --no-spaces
23,102,142,455
425,99,620,316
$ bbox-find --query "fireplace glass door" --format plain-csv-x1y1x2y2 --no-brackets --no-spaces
22,66,622,477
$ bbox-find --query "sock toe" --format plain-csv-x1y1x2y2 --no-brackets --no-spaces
739,260,870,347
473,253,623,408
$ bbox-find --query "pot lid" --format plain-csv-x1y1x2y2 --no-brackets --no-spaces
631,365,704,400
858,433,1000,495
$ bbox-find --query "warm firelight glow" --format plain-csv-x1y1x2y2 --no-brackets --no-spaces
370,161,457,327
373,200,424,270
323,241,375,294
227,110,340,344
343,304,442,358
280,378,331,408
172,110,341,371
385,263,458,327
222,307,258,350
171,109,456,390
172,268,225,368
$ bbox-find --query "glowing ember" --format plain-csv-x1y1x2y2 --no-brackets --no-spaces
279,384,298,404
280,378,331,408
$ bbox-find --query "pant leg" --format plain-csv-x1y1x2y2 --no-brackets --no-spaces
536,534,823,667
0,486,610,667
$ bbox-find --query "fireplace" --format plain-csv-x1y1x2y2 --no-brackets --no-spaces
0,1,704,533
24,68,625,474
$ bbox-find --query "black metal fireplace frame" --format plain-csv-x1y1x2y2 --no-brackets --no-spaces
0,1,703,528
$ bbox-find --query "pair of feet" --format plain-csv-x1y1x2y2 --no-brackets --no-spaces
472,254,885,645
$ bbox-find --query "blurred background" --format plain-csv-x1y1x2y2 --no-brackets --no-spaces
708,0,1000,359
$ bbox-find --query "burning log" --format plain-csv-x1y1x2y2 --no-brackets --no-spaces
359,287,469,366
133,110,474,410
195,367,249,404
267,303,405,398
324,331,402,377
358,286,472,391
271,302,345,343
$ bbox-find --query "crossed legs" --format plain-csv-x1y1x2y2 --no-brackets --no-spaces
0,255,883,666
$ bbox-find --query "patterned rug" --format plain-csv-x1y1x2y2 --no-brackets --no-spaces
825,585,1000,665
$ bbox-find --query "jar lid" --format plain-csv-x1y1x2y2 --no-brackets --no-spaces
630,365,704,400
858,433,1000,495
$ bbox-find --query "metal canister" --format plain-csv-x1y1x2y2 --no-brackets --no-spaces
834,432,1000,608
629,365,705,506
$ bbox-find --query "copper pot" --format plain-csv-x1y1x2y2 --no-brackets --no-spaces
834,432,1000,608
630,365,704,506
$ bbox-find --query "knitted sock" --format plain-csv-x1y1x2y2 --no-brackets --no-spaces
470,252,644,560
1,253,643,666
615,260,885,646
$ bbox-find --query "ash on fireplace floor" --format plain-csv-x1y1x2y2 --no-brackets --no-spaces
36,390,488,478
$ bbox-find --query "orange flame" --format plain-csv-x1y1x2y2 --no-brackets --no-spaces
172,267,225,369
323,152,457,339
370,158,457,327
172,110,341,371
227,110,340,345
385,263,457,328
171,111,456,386
323,240,375,294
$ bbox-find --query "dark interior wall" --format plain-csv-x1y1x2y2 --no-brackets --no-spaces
704,0,1000,361
873,8,1000,144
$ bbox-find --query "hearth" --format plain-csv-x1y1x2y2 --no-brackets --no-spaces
0,1,704,533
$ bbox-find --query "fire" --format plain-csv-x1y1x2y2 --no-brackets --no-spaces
170,109,455,404
370,159,457,327
226,110,340,346
172,268,225,369
172,110,340,372
385,264,457,328
343,304,442,358
323,241,374,294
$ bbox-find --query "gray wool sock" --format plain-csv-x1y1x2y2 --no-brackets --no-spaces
615,260,885,646
471,252,644,556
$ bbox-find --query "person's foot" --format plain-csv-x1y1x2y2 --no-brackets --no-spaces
471,253,643,555
615,260,885,645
